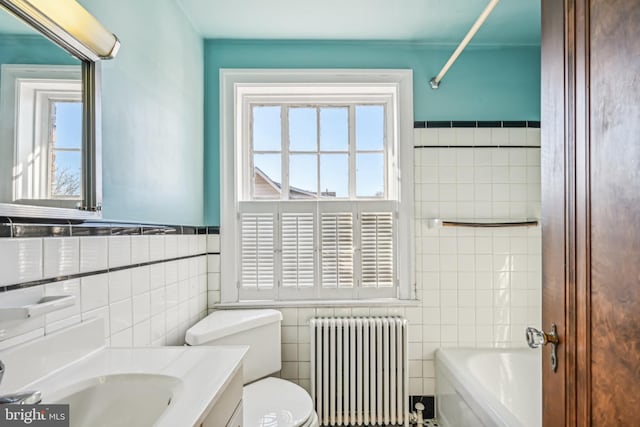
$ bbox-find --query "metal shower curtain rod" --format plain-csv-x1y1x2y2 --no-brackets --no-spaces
430,0,501,89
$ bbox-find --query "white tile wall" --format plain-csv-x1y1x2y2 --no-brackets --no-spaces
0,233,209,349
207,127,542,398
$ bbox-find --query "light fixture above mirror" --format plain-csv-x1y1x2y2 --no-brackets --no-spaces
0,0,119,219
0,0,119,61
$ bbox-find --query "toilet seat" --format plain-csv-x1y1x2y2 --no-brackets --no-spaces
243,377,318,427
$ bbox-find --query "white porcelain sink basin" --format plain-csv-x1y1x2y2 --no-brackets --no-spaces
48,374,182,427
0,319,248,427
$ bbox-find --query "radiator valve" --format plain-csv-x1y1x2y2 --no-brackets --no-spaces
409,401,425,426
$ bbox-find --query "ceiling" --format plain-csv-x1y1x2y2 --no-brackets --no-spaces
176,0,540,45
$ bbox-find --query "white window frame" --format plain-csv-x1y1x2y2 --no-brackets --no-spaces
220,69,415,303
0,65,82,206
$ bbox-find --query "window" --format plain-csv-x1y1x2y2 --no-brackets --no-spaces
221,70,414,302
0,65,82,205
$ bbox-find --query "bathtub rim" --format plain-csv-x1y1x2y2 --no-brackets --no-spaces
435,347,536,427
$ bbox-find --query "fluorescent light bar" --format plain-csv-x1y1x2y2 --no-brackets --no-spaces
0,0,119,60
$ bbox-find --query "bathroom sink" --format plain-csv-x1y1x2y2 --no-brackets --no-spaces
48,374,181,427
0,319,248,427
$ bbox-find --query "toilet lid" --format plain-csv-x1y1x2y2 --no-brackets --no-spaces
244,377,313,427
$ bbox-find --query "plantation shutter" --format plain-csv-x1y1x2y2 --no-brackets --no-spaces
320,212,354,288
240,212,275,290
239,202,396,300
281,212,315,288
360,212,394,288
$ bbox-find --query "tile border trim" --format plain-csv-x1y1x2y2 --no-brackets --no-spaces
414,120,540,129
0,251,222,293
0,217,220,238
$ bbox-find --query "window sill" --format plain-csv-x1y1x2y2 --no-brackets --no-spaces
213,298,420,309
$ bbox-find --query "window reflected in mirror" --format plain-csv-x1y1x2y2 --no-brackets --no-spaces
0,6,83,207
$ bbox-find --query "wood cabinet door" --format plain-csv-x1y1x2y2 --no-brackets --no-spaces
541,0,640,425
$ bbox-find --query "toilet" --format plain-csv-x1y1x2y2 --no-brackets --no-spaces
185,309,319,427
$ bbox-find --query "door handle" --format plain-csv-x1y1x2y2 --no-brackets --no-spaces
526,324,559,372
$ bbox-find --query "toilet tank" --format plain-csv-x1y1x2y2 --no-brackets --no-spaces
185,309,282,384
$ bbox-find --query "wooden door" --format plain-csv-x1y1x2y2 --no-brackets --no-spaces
541,0,640,425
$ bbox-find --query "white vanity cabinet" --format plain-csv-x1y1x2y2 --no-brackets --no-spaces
201,367,243,427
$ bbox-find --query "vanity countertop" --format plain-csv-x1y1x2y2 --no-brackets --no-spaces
0,319,247,427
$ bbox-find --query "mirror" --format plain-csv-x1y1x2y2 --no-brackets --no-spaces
0,0,119,219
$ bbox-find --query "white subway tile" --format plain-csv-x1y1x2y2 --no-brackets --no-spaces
43,237,79,278
165,261,178,285
130,235,150,264
79,237,108,273
178,260,189,281
207,234,220,253
131,266,150,296
164,235,178,258
165,306,178,332
207,273,220,291
207,291,220,307
507,128,527,146
150,313,165,341
491,128,509,146
133,320,151,347
148,235,165,261
150,287,166,316
177,236,189,257
0,238,43,286
109,299,132,334
197,235,207,254
188,235,198,256
108,236,131,268
207,255,221,273
132,292,151,324
165,284,178,308
81,273,109,312
526,128,541,146
44,279,80,323
148,263,165,289
108,270,131,303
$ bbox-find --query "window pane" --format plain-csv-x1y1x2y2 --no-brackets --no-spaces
51,150,81,198
355,105,384,151
320,107,348,151
254,154,281,198
253,106,281,151
289,108,317,152
356,153,384,197
289,154,317,199
52,101,82,149
320,154,348,198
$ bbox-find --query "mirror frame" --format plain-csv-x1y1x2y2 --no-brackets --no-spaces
0,0,114,219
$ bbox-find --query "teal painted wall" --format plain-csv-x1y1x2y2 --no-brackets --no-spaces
0,35,79,90
0,35,78,66
203,40,541,225
79,0,204,225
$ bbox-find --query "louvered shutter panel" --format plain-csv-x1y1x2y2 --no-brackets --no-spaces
281,213,315,288
361,212,394,288
321,212,354,288
240,212,275,289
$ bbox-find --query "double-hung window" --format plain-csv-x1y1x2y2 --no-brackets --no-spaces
220,70,414,302
0,65,82,205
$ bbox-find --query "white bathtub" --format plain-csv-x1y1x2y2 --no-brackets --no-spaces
435,348,541,427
